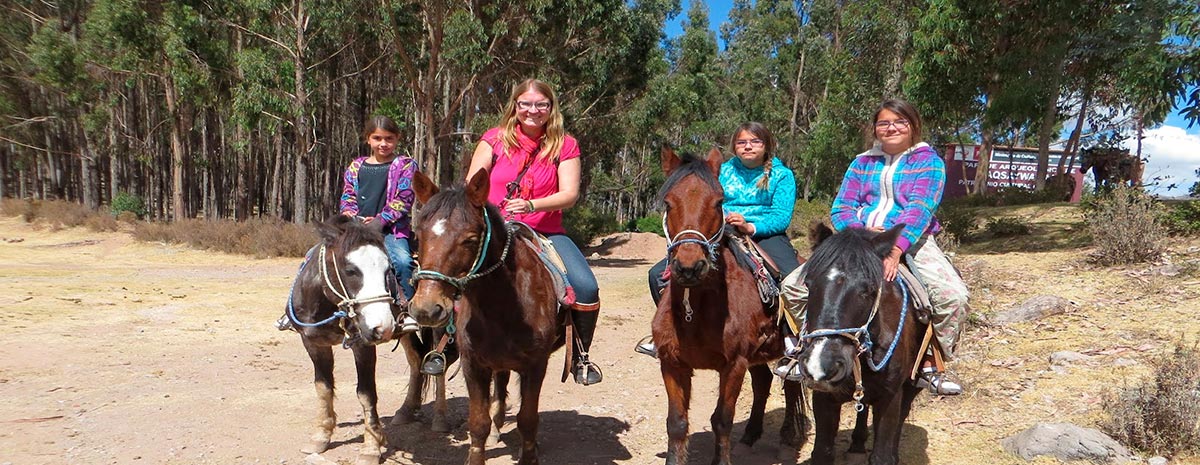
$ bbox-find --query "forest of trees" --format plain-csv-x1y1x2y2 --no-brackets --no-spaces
1,0,1197,227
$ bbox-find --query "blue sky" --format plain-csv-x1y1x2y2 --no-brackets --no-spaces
665,1,1200,194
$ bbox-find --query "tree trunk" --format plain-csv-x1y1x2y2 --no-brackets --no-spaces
291,0,310,224
1060,85,1091,173
161,73,187,220
1034,86,1060,190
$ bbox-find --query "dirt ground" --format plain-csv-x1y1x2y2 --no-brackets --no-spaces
2,206,1199,465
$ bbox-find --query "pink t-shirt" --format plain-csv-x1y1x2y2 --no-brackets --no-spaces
481,126,580,234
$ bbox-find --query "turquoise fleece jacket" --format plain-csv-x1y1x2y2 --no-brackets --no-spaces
719,156,797,238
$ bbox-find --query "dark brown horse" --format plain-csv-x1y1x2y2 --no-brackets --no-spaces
408,170,566,465
285,215,400,465
652,148,807,465
796,223,925,465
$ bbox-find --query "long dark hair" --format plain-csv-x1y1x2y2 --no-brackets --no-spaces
729,122,777,190
361,115,401,140
871,99,924,147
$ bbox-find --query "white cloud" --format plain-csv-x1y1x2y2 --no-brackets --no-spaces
1121,125,1200,195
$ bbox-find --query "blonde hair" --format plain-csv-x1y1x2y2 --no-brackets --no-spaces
729,122,777,190
498,79,566,163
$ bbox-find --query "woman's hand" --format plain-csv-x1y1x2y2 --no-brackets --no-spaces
883,245,902,281
725,212,756,236
504,199,535,215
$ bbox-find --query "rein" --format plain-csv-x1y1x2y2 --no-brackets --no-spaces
412,207,516,296
800,278,910,412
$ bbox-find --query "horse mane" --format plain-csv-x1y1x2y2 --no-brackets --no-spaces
416,184,505,233
654,152,723,208
805,228,884,286
325,215,385,251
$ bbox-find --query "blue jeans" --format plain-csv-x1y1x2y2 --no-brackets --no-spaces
547,234,599,306
384,235,415,299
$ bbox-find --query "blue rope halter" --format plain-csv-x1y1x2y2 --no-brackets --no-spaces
801,278,909,372
412,207,515,296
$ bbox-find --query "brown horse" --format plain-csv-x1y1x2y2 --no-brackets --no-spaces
285,215,400,465
408,169,566,465
652,148,808,465
796,223,925,465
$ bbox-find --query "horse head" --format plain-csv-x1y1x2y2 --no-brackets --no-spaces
409,169,496,327
314,214,398,344
659,147,725,287
798,223,904,393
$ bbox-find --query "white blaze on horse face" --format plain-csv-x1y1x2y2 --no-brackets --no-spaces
431,218,447,237
346,245,395,333
825,266,841,283
805,339,829,381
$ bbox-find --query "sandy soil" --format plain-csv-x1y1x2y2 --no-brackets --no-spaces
1,207,1199,465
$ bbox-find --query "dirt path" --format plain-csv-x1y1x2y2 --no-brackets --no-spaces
1,212,1198,465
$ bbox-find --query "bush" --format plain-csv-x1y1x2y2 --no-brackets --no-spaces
634,214,664,237
937,201,980,240
563,206,621,246
132,217,317,258
787,198,832,238
110,192,146,218
1163,200,1200,236
1100,341,1200,456
1084,185,1166,265
983,216,1032,237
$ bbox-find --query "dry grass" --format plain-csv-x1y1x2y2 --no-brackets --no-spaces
132,218,316,258
1101,341,1200,457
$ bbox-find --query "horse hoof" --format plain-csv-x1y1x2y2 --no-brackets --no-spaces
301,438,330,454
355,452,381,465
390,409,418,426
432,417,450,433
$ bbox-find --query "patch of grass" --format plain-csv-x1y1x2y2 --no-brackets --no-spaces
1163,200,1200,236
983,216,1032,237
132,218,317,258
1100,341,1200,457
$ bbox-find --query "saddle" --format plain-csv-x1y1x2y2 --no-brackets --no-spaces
508,221,577,308
896,264,932,323
727,231,782,307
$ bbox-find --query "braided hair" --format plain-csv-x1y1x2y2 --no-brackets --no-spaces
729,122,777,190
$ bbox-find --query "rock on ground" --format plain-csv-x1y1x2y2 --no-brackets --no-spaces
993,295,1074,324
1001,423,1130,463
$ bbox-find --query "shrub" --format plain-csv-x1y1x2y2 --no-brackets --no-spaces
1100,341,1200,456
84,214,119,232
0,198,28,217
934,231,960,255
937,201,979,240
634,214,665,237
983,216,1032,237
563,206,620,246
787,198,832,239
1163,200,1200,236
110,192,146,218
131,217,317,258
1084,185,1166,265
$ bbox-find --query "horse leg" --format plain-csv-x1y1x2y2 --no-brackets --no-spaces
462,360,493,465
660,362,693,465
489,370,511,446
300,341,336,455
810,391,842,465
515,362,548,465
431,369,449,433
777,379,808,464
739,364,771,447
393,334,424,426
710,360,749,465
351,344,385,465
848,407,869,454
867,390,906,465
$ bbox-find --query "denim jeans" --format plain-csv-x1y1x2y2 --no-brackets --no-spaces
384,235,415,299
546,234,599,307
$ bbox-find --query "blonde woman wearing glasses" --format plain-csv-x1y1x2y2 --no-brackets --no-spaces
777,99,969,395
458,78,603,386
637,122,801,356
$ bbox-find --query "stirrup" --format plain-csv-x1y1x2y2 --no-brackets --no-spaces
572,354,603,386
421,351,447,376
275,314,294,332
773,356,804,382
634,335,657,358
397,314,419,335
916,368,962,395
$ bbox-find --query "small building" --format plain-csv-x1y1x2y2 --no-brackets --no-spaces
941,144,1084,198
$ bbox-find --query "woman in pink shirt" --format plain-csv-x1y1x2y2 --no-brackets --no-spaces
464,78,602,386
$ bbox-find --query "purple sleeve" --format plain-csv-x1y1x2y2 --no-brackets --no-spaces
831,159,867,231
377,156,416,227
893,151,945,251
339,158,361,216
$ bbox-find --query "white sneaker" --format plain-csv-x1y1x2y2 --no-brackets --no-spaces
916,368,962,395
634,336,657,358
398,315,419,335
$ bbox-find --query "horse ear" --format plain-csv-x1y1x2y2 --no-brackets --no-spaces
704,147,723,177
809,222,834,251
661,146,681,175
318,214,350,245
413,171,438,204
871,223,906,258
466,168,491,207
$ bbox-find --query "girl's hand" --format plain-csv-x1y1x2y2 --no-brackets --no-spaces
504,199,535,215
883,246,902,281
361,216,376,224
724,213,756,235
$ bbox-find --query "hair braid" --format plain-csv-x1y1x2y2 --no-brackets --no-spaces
756,157,773,190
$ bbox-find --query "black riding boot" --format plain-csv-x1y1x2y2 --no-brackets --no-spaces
420,333,461,376
571,309,603,385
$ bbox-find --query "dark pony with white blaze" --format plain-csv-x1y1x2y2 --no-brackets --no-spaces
408,169,566,465
286,214,398,465
652,147,807,465
797,223,926,465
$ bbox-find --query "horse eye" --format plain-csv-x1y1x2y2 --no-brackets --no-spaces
345,267,361,277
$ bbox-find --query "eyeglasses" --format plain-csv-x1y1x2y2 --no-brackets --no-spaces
516,101,552,111
874,119,910,130
734,139,764,147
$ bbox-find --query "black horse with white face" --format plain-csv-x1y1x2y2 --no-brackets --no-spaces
797,223,927,465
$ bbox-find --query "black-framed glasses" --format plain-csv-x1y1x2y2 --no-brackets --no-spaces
516,101,552,111
874,120,910,130
734,139,764,147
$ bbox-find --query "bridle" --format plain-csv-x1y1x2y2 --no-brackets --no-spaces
286,243,397,346
800,277,910,412
412,207,515,299
661,212,724,267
